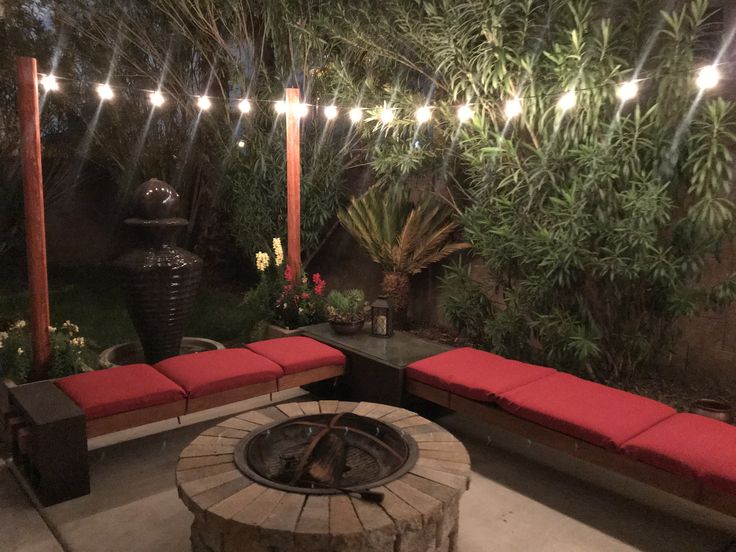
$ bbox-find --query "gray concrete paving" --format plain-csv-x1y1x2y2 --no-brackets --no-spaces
2,393,736,551
0,459,62,552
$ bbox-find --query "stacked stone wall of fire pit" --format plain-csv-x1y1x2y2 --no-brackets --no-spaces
176,401,471,552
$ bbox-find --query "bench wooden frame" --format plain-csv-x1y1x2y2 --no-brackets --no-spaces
85,364,345,439
406,378,736,518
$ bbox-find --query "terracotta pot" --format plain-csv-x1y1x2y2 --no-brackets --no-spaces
328,319,364,335
266,324,303,339
689,399,733,424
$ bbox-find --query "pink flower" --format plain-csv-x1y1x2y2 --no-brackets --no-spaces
302,292,310,300
312,273,326,296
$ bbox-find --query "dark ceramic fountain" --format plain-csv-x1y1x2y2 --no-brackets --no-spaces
112,179,207,364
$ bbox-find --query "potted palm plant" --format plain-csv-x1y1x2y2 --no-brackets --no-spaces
326,289,366,335
338,184,469,328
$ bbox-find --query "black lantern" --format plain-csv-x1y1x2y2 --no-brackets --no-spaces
370,296,393,337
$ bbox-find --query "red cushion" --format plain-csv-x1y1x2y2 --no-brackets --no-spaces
406,347,556,402
56,364,186,420
622,413,736,495
497,373,676,449
154,348,283,398
246,337,345,375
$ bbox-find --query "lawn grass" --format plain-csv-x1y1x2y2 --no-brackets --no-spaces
0,266,256,351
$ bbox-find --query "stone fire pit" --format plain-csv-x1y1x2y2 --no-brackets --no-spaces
176,401,471,552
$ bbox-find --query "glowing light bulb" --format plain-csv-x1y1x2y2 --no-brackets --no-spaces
457,104,474,122
149,91,165,107
293,103,309,118
323,105,338,120
415,106,432,124
696,65,720,90
380,107,394,124
96,83,114,100
237,140,245,148
197,96,211,110
504,98,522,119
238,99,251,114
40,74,59,92
616,81,639,102
349,107,363,123
274,100,287,114
557,91,576,112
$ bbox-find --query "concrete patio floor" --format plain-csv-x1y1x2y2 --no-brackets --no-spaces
3,391,736,552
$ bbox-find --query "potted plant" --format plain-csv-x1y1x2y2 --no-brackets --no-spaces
338,184,469,328
326,289,366,335
243,238,328,339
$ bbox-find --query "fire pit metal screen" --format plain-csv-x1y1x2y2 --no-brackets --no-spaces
234,412,418,494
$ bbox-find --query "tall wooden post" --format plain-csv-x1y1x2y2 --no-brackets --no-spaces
16,56,51,381
285,87,301,280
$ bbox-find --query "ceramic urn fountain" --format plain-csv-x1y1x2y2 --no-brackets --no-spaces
115,179,203,364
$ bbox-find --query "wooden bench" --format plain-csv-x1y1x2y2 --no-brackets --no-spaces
404,347,736,519
9,336,345,504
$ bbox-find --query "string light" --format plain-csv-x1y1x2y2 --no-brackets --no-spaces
696,65,720,90
457,104,474,122
323,105,338,120
238,99,251,114
557,91,576,112
349,107,363,123
380,107,394,124
237,140,245,148
40,74,59,92
293,103,309,118
415,106,432,124
96,83,114,100
616,81,639,102
504,98,522,120
34,60,731,126
149,91,165,107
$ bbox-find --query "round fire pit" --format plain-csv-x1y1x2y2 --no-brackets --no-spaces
236,412,418,495
177,401,470,552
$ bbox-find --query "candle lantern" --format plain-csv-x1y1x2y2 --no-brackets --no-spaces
370,296,393,337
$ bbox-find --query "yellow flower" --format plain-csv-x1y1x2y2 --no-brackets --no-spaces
272,238,284,267
255,251,270,272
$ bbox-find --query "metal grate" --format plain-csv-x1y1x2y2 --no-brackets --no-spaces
235,413,418,495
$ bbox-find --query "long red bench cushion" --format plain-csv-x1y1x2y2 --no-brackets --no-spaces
56,364,186,420
621,413,736,495
246,337,346,375
497,373,676,449
406,347,556,402
154,349,283,398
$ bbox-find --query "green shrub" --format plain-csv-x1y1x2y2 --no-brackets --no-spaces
0,320,97,383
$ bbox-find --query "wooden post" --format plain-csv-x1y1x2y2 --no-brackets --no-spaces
16,56,51,381
285,87,301,280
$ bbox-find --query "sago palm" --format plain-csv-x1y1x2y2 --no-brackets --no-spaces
338,184,469,327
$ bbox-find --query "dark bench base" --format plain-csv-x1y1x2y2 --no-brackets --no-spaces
9,381,89,506
406,379,736,519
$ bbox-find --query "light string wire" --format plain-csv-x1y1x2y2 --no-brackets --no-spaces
35,60,734,121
